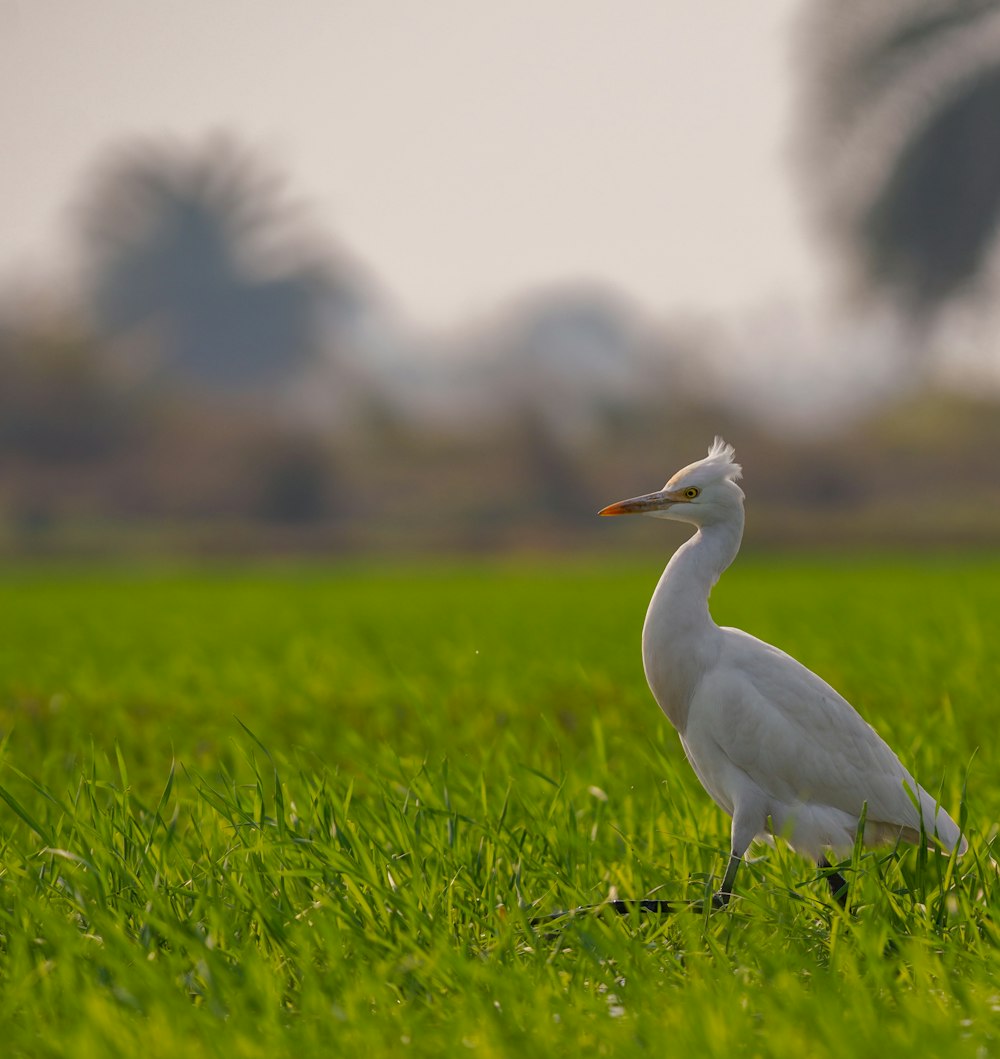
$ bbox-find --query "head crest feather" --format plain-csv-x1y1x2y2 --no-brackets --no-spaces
666,436,742,492
665,438,741,499
706,437,741,482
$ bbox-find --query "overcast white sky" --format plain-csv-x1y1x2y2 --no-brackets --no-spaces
1,0,817,330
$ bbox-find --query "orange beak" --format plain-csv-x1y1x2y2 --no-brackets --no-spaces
599,489,684,516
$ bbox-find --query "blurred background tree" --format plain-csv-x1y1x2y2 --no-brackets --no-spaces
5,7,1000,559
799,0,1000,323
78,134,351,390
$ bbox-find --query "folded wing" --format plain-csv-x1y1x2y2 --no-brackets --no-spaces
687,628,965,857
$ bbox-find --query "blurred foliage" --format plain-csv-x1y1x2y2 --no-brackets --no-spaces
3,126,1000,559
1,301,999,557
798,1,1000,316
78,134,364,390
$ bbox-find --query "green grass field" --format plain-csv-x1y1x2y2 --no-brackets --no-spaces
1,557,999,1057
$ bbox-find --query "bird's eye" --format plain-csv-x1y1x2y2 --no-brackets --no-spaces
683,487,700,499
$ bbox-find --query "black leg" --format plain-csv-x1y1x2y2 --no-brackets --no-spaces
608,899,683,915
713,853,742,908
535,850,744,926
818,857,848,906
531,897,695,926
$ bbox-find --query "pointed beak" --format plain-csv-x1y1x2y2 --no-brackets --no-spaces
599,489,679,516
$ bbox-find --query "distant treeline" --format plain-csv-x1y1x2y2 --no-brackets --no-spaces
2,311,999,558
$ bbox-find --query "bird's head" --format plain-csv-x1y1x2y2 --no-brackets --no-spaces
599,437,744,527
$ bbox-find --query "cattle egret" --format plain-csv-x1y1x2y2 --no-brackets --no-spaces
600,438,966,906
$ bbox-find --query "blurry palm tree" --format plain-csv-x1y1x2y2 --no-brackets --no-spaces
78,134,355,389
798,1,1000,321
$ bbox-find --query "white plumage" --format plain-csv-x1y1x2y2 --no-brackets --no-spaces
600,438,966,904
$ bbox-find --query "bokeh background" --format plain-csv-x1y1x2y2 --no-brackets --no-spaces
3,0,1000,559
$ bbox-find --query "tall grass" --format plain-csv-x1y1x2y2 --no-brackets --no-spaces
1,559,999,1057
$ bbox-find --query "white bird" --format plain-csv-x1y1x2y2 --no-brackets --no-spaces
600,437,966,905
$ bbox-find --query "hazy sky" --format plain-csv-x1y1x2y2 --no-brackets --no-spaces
1,0,816,329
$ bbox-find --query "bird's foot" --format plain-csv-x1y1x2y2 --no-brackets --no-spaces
711,888,733,910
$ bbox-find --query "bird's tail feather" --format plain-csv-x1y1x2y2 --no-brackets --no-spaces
917,786,967,855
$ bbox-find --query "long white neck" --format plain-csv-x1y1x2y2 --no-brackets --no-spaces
655,510,744,624
641,507,744,730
